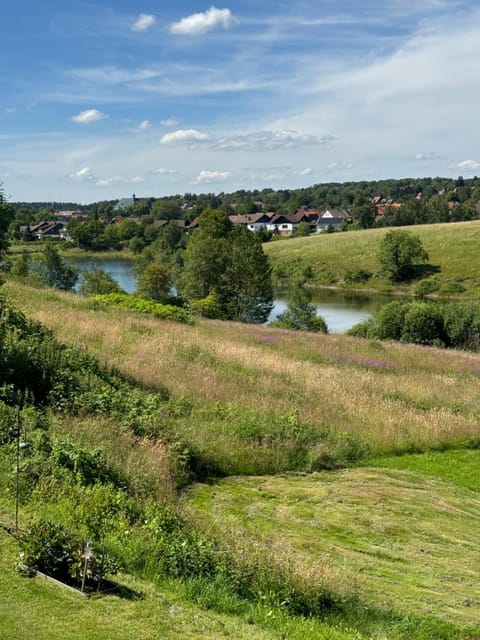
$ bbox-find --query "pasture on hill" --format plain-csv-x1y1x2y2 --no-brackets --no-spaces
264,220,480,295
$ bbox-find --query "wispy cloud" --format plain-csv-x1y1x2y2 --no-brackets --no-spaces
96,175,144,187
161,118,180,127
151,168,178,175
160,128,333,151
137,120,151,131
170,7,236,36
131,13,156,32
327,161,353,170
416,152,441,161
70,109,106,124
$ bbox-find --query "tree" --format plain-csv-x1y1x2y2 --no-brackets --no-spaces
378,230,429,281
296,221,311,237
222,226,274,323
179,210,273,323
136,261,173,302
31,243,78,290
271,285,328,333
150,199,182,220
0,183,15,267
78,265,124,296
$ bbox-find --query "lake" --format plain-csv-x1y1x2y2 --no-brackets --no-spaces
71,257,382,333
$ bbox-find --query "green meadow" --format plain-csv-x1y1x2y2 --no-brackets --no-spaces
264,220,480,295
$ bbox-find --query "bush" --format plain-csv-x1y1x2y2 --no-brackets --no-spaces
189,290,226,319
374,301,410,340
19,520,80,580
92,293,191,324
414,278,440,298
443,301,480,349
400,302,445,346
344,268,372,284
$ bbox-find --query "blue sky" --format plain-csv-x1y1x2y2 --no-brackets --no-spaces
1,0,479,202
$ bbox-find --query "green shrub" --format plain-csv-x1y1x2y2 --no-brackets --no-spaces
344,268,372,284
401,302,445,346
443,301,480,349
19,520,80,580
92,293,191,324
414,278,440,298
374,301,410,341
189,290,226,319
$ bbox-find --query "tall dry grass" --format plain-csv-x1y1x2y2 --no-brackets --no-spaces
5,281,480,460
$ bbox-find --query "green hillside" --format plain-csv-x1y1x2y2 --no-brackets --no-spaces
264,220,480,296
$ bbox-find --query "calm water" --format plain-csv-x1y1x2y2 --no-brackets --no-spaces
71,257,382,333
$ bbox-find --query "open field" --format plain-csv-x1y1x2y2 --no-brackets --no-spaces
4,280,480,474
185,461,480,635
264,220,480,295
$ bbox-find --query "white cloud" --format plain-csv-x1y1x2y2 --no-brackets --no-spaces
159,128,330,151
452,159,480,171
70,167,94,180
137,120,151,131
161,118,180,127
160,129,210,145
327,161,353,170
96,175,144,186
415,152,441,160
131,13,156,32
71,109,106,124
296,167,313,176
151,168,178,175
170,7,236,36
210,130,331,151
193,170,231,184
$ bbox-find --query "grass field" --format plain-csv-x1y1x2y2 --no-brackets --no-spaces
185,457,480,636
264,220,480,295
4,280,480,471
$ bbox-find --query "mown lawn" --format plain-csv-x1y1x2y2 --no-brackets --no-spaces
186,460,480,636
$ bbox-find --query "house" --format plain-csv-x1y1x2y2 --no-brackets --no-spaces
53,210,87,223
315,209,351,233
229,213,272,232
28,221,67,240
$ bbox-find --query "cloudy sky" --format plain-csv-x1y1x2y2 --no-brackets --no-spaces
1,0,479,202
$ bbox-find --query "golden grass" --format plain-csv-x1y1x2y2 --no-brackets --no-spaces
5,280,480,454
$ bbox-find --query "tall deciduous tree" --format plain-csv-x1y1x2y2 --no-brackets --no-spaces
179,209,273,323
222,226,273,323
378,230,429,282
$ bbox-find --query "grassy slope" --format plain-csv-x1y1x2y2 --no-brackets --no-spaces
264,220,480,294
185,462,480,634
4,280,480,461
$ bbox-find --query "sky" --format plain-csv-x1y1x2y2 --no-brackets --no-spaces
1,0,480,203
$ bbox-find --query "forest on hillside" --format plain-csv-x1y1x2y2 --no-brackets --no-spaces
10,175,480,227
